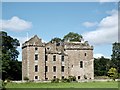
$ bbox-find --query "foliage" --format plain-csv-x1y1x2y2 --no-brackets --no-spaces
24,77,29,82
111,42,120,73
50,37,62,43
63,32,83,42
107,67,118,80
68,76,76,82
1,31,21,81
94,56,111,76
0,80,7,90
61,78,70,83
51,78,60,83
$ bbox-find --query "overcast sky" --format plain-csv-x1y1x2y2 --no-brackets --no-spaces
1,1,118,61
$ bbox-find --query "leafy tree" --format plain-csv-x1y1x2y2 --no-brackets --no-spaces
50,37,62,43
107,67,118,80
94,56,111,76
1,31,21,81
63,32,83,42
111,42,120,73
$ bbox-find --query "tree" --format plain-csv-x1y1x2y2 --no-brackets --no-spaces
94,56,111,76
50,37,62,43
107,67,118,80
63,32,83,42
1,31,21,81
111,42,120,73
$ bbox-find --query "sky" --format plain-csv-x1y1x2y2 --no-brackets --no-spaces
1,1,119,61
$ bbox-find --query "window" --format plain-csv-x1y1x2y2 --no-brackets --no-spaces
85,53,87,56
78,76,80,79
35,47,38,51
35,65,38,72
45,66,48,72
62,76,64,79
35,76,38,80
61,55,64,62
80,61,83,68
53,76,56,79
53,55,56,61
45,55,47,61
53,66,56,72
61,66,64,72
35,54,38,60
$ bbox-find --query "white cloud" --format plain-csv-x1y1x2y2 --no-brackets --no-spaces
82,22,98,27
1,16,32,31
83,9,118,45
94,53,110,59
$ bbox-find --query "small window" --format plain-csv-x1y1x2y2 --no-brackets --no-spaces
45,55,47,61
53,66,56,72
85,53,87,56
35,76,38,80
61,55,64,62
35,47,38,51
78,76,80,79
35,54,38,60
62,76,64,79
80,61,83,68
45,78,48,80
61,66,64,72
35,65,38,72
45,66,48,72
53,55,56,61
53,76,56,79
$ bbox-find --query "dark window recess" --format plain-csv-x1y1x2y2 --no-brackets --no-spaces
80,61,83,68
78,76,80,79
61,66,64,72
85,53,87,56
35,47,38,51
62,76,64,79
53,76,56,79
45,55,47,61
45,66,48,72
53,66,56,72
53,55,56,61
61,55,64,62
35,76,38,79
45,78,48,80
35,54,38,60
35,65,38,72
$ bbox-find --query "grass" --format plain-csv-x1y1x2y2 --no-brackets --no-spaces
5,81,119,88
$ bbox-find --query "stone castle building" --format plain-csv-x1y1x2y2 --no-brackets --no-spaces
22,35,94,81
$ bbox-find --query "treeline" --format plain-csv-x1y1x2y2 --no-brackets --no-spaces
1,31,120,81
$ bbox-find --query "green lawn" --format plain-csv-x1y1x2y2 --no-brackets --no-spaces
5,81,119,88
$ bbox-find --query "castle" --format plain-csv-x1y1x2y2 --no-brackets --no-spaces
22,35,94,81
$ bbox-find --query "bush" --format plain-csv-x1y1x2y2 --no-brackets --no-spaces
24,77,29,82
68,76,76,82
84,75,87,79
61,78,70,83
51,78,59,83
0,80,7,90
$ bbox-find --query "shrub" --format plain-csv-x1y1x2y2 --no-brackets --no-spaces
84,75,87,79
24,77,29,82
0,80,7,90
68,76,76,82
51,78,59,83
61,78,70,83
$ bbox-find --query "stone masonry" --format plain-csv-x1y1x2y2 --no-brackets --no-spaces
22,35,94,81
